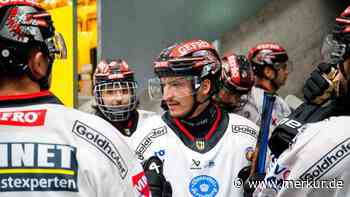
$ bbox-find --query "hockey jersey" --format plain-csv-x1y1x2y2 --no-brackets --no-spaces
254,116,350,197
120,110,157,149
237,86,291,130
0,91,150,197
133,107,258,197
82,100,157,150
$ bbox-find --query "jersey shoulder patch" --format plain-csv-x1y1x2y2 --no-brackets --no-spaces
229,113,259,139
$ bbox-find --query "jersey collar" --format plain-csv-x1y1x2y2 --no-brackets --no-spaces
0,91,63,107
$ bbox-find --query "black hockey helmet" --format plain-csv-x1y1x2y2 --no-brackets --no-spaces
0,1,66,89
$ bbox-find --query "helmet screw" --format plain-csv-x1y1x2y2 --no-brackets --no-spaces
1,49,10,57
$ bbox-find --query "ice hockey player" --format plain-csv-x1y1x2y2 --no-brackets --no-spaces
237,43,292,129
139,39,258,196
93,59,156,146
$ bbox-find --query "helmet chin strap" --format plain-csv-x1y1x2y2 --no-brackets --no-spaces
181,78,214,119
181,93,200,118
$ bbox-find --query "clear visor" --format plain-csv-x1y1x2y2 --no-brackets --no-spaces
45,32,67,60
148,76,199,101
94,81,138,121
321,34,346,65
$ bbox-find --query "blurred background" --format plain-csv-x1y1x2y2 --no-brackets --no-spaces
39,0,346,112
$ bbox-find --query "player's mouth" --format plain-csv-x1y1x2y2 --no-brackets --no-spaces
166,101,180,111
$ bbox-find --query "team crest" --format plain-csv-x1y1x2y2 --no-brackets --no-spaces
195,139,205,151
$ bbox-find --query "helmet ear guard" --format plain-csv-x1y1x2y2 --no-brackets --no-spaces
0,41,28,75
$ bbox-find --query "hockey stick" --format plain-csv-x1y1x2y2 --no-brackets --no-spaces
250,91,276,175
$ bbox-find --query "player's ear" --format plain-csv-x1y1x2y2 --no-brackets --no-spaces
196,79,211,103
28,49,49,80
200,78,211,95
263,67,275,79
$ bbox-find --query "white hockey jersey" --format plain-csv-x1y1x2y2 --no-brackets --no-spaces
254,116,350,197
121,109,157,149
236,86,291,130
0,91,150,197
83,102,157,150
133,106,258,197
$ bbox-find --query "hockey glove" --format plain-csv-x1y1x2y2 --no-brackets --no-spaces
303,63,338,104
238,165,251,183
142,156,172,197
268,102,320,157
243,173,266,197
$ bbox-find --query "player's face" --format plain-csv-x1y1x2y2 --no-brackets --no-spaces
161,76,194,117
101,83,131,106
274,64,289,89
217,88,241,109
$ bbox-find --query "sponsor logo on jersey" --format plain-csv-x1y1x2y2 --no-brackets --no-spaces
132,171,150,197
190,159,201,170
135,126,167,160
154,149,166,160
190,160,215,170
299,138,350,181
264,158,290,192
204,160,215,169
189,175,219,197
72,121,128,179
232,125,257,138
0,142,78,192
0,109,46,126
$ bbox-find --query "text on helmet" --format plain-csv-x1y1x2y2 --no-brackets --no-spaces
175,40,211,56
226,55,240,82
256,43,283,51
